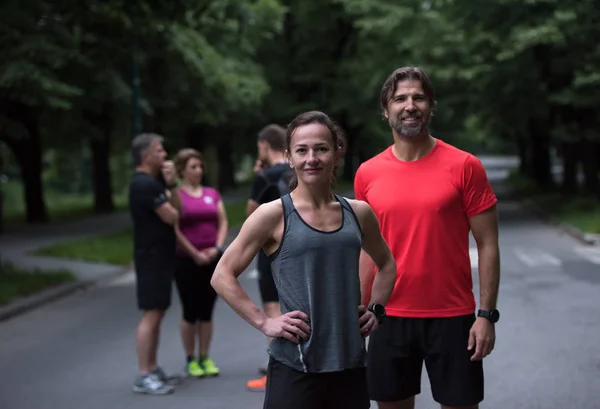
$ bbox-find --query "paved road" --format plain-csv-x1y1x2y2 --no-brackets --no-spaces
1,159,600,409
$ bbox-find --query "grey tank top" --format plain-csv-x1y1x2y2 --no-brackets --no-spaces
267,193,367,373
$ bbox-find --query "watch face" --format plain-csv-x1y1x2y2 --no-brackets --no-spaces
373,304,386,317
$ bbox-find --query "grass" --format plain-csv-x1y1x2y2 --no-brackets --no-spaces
507,169,600,234
30,180,356,266
0,262,75,307
33,199,249,266
3,180,130,223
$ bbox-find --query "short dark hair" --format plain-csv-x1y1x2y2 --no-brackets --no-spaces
131,133,163,166
257,124,286,152
285,111,346,190
379,66,437,115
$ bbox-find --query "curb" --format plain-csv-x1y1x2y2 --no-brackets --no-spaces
0,265,131,323
521,199,600,246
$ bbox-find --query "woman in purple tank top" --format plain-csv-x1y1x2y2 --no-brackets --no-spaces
173,148,229,378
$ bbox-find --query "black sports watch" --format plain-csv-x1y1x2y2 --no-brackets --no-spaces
477,309,500,324
367,303,386,323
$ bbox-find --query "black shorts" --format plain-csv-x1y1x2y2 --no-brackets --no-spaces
367,314,484,407
134,263,173,311
257,251,279,304
263,358,370,409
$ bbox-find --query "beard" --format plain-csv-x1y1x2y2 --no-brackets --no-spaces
389,112,429,138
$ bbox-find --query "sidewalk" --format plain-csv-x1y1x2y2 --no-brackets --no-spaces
0,187,249,321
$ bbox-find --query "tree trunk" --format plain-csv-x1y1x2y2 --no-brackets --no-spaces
516,134,530,176
560,142,578,194
580,139,599,196
528,118,553,189
3,104,48,222
216,141,236,190
85,105,114,213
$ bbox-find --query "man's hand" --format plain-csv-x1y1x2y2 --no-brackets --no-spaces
162,160,177,186
260,311,311,344
468,317,496,361
358,305,378,337
253,159,264,175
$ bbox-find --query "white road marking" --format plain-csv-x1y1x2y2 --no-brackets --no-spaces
513,248,561,267
574,247,600,265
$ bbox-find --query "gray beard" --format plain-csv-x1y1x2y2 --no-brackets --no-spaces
391,118,427,138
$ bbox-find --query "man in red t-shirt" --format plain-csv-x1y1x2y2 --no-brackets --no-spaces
355,67,500,409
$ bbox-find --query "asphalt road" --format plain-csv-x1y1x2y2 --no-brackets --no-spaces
1,157,600,409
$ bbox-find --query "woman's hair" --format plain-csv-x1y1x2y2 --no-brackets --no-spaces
285,111,346,190
174,148,204,178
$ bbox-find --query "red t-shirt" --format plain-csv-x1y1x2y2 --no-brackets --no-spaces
354,139,497,318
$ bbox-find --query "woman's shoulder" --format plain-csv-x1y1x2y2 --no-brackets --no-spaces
203,186,222,199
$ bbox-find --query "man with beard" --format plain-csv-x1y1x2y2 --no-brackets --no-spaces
354,67,501,409
245,124,292,392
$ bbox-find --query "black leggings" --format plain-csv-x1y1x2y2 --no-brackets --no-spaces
174,255,219,323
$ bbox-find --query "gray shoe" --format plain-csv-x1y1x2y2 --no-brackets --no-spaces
153,367,182,385
132,373,174,395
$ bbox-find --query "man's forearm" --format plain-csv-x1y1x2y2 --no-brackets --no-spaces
478,243,500,310
168,187,181,213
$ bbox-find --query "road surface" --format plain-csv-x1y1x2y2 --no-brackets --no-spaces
1,157,599,409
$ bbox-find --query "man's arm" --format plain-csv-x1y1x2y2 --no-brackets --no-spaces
246,174,268,217
470,205,500,310
352,200,396,307
211,202,280,331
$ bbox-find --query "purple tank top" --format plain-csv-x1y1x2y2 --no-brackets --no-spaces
177,187,221,253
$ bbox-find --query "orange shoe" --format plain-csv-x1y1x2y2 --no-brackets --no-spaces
247,375,267,392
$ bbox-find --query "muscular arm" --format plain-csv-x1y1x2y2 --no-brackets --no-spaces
470,205,500,310
211,202,281,331
352,200,396,307
359,251,376,307
246,200,260,217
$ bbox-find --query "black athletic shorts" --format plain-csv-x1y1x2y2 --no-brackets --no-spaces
367,314,484,407
257,250,279,304
134,263,173,311
263,358,370,409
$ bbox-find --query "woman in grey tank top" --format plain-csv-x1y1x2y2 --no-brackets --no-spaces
212,111,396,409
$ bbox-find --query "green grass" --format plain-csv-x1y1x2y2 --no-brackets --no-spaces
3,180,130,223
507,169,600,234
0,262,75,307
33,199,249,266
30,181,356,266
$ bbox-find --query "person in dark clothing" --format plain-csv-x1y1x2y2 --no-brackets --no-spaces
128,133,181,395
246,124,293,389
